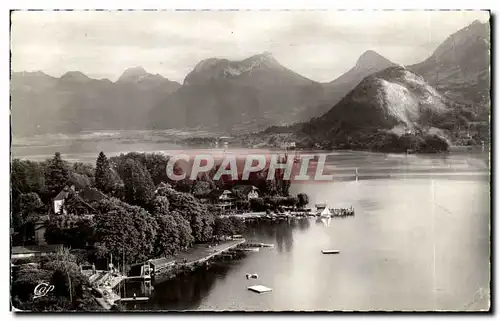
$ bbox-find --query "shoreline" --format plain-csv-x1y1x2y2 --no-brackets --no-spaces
142,239,246,283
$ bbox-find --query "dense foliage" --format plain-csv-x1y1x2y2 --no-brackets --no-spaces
94,197,158,266
152,196,194,257
156,184,215,243
11,247,102,311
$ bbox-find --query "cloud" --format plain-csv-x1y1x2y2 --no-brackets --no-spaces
10,10,490,83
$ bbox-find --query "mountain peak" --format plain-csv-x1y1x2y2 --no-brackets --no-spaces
118,66,150,82
355,50,393,69
60,71,91,82
245,51,280,67
185,52,287,85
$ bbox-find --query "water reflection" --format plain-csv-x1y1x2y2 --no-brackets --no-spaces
123,178,488,311
128,261,234,311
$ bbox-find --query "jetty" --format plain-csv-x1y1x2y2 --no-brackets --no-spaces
136,238,246,279
241,242,274,248
174,238,246,267
118,297,150,302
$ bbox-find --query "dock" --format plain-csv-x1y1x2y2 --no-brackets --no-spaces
145,238,246,278
242,242,274,248
117,297,150,302
179,238,246,266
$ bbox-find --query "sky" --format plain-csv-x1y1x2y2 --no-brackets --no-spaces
10,10,490,83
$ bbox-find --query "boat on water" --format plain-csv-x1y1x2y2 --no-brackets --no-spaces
315,202,355,217
321,250,340,254
315,202,328,216
260,243,274,248
248,285,272,293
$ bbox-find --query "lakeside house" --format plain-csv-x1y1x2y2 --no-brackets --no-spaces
210,189,236,210
53,186,106,215
53,186,72,214
231,185,260,200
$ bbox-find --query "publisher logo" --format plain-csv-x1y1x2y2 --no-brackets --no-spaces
33,283,54,299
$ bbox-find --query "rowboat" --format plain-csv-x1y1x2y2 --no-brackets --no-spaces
321,250,340,254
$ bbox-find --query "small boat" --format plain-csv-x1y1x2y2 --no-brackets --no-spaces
246,273,259,279
260,243,274,248
322,250,340,254
248,285,272,293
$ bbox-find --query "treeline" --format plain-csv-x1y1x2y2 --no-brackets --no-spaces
12,151,305,265
296,126,451,153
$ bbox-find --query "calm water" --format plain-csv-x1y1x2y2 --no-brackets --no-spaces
125,178,489,311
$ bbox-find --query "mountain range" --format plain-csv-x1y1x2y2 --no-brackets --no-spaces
11,20,490,138
11,67,181,136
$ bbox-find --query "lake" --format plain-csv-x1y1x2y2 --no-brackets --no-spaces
122,178,489,311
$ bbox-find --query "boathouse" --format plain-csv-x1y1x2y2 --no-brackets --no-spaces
148,257,175,275
210,189,236,210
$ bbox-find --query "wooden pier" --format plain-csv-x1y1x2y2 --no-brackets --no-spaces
117,297,150,302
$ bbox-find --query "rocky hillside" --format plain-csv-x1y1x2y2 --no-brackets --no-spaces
408,20,490,118
149,52,324,133
11,68,181,137
306,67,449,132
292,66,469,152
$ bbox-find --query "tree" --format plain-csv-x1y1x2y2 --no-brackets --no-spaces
110,152,170,185
249,198,266,212
13,192,44,230
153,198,194,257
229,216,245,234
45,153,69,196
297,193,309,208
192,180,213,198
11,159,46,202
72,162,95,180
143,153,171,185
420,134,450,153
213,217,234,240
68,172,91,190
95,152,113,193
45,216,95,248
94,198,158,265
156,185,214,243
121,159,155,209
399,134,425,151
